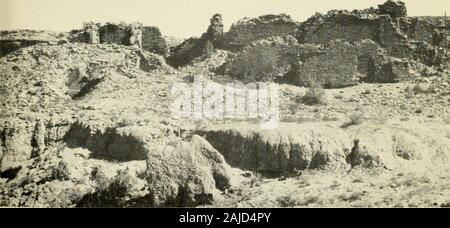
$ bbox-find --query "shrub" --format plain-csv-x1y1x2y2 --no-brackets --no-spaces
276,195,297,207
302,82,325,105
341,113,363,128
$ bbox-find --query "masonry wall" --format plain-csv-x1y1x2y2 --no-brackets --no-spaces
223,14,298,50
99,24,130,45
400,17,448,47
142,26,168,56
223,36,413,88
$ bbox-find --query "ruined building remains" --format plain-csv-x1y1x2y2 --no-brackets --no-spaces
167,14,225,67
223,14,299,50
69,22,168,56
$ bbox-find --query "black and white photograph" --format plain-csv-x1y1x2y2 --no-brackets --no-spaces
0,0,449,212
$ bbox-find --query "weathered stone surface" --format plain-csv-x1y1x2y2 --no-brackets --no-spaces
295,3,445,66
222,35,296,82
64,122,150,162
400,17,449,48
129,22,143,48
288,40,415,87
206,14,224,44
223,14,298,50
223,36,414,87
200,123,353,175
200,122,450,175
146,135,233,206
0,118,72,172
347,122,450,170
378,0,407,19
68,22,101,44
69,22,169,56
1,0,449,208
296,11,408,56
167,14,224,67
142,26,168,56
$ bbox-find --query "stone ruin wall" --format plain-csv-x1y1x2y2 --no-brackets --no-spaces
222,14,298,50
399,17,449,48
295,2,447,67
69,22,167,56
296,12,412,59
166,14,225,67
224,36,413,88
98,23,131,45
141,26,168,57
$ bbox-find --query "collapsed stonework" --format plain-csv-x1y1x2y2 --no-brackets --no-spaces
69,22,169,56
200,122,450,176
222,14,298,50
222,35,414,87
142,26,169,57
166,13,300,67
167,14,225,67
378,0,407,19
98,22,142,48
165,1,446,70
0,118,72,172
68,22,101,44
295,2,446,66
206,14,225,45
399,17,449,48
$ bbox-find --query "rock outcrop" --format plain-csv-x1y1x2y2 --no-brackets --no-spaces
1,0,449,208
200,123,354,175
200,122,450,175
146,135,234,206
1,122,237,207
0,118,72,172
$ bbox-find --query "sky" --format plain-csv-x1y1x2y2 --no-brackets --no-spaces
0,0,449,38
